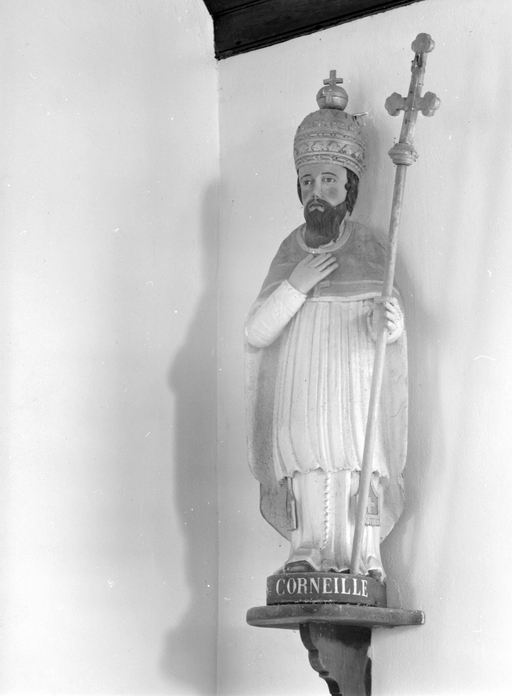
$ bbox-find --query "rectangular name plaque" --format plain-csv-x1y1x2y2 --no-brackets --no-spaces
267,573,387,606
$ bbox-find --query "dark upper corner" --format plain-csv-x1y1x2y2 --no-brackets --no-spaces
201,0,425,60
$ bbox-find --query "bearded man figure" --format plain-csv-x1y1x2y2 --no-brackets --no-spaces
245,74,408,582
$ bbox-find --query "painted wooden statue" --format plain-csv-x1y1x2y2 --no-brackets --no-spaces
245,73,408,582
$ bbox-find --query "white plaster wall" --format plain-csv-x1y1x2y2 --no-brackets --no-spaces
217,0,512,693
0,1,219,694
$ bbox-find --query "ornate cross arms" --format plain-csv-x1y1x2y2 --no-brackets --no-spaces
385,33,441,166
385,92,408,117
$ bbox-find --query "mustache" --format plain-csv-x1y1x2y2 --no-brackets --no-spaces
306,197,328,211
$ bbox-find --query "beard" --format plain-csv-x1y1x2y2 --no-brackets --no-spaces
303,198,347,248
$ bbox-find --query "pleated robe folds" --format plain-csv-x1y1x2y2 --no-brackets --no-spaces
245,221,408,545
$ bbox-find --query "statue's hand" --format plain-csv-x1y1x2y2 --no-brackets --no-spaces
288,253,338,295
368,296,404,343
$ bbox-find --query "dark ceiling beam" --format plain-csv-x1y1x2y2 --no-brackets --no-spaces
203,0,426,60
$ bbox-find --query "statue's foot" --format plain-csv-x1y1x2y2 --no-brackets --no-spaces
367,568,385,583
284,560,316,573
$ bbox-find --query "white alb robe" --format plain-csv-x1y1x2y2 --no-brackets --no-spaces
245,221,408,574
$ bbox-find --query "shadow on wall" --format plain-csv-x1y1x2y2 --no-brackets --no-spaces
160,182,219,696
418,43,512,636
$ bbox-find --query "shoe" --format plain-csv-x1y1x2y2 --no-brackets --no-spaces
284,560,315,573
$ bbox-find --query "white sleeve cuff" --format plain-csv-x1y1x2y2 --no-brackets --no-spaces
245,281,307,348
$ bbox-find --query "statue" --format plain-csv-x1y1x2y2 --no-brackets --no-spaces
245,72,408,582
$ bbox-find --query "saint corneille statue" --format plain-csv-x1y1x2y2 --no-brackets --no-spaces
245,73,408,583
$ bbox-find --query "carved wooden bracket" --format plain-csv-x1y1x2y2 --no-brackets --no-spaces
300,623,371,695
247,604,424,695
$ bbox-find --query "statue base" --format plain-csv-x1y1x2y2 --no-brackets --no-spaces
267,572,387,607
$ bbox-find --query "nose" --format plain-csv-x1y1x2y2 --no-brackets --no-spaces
312,177,322,198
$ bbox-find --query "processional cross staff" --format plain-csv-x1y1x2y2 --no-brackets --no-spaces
351,33,441,574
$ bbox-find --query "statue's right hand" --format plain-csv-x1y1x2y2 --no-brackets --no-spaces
288,253,339,294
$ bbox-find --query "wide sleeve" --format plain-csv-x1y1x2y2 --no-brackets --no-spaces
245,280,306,348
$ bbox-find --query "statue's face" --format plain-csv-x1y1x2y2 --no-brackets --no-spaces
298,162,348,210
